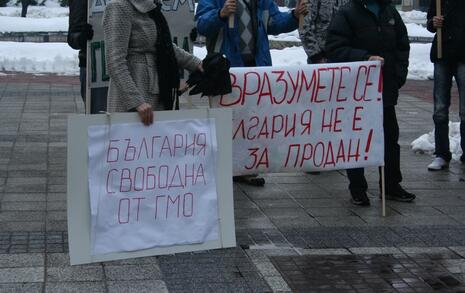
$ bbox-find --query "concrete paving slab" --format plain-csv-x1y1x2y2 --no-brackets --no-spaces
45,282,106,293
0,267,44,282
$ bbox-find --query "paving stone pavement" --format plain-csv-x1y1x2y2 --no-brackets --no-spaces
0,75,464,292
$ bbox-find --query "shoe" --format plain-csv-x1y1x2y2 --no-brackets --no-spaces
427,157,449,171
350,191,370,206
385,185,415,202
233,175,265,186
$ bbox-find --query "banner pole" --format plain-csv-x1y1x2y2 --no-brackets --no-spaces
381,166,386,217
228,15,234,29
297,0,304,30
436,0,442,59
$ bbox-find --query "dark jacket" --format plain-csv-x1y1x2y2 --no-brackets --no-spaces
325,0,410,107
67,0,88,67
427,0,465,63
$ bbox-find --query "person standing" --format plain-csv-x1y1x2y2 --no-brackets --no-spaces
426,0,465,170
299,0,349,64
21,0,32,17
195,0,308,185
325,0,415,206
103,0,202,125
67,0,105,114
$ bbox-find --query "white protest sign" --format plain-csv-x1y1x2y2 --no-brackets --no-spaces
210,61,385,175
88,119,219,255
67,109,235,265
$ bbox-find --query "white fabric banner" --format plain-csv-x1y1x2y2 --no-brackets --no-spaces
87,119,219,255
211,61,385,175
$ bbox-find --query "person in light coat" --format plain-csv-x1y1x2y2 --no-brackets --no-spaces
103,0,202,125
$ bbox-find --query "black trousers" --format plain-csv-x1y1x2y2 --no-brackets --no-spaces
346,106,402,193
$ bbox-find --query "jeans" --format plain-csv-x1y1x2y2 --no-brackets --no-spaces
347,106,402,192
432,61,465,161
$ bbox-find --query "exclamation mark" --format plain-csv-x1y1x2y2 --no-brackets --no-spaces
377,69,383,102
364,129,373,160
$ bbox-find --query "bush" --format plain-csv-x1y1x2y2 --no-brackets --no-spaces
0,0,9,6
59,0,68,6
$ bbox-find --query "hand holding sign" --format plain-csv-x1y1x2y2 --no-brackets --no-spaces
368,56,384,66
136,102,154,126
220,0,236,28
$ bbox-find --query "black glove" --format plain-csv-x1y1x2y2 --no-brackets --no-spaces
82,23,94,40
78,23,94,49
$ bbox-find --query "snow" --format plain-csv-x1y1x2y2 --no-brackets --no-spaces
0,16,68,32
408,43,433,80
399,10,427,25
0,41,78,75
405,23,433,38
411,122,463,161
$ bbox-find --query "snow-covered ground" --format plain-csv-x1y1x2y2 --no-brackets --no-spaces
0,41,78,75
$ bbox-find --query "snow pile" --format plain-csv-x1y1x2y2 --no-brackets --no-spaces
411,122,463,161
194,45,307,67
0,16,68,32
2,0,68,17
269,30,300,42
270,46,306,66
405,23,433,38
0,41,78,75
399,10,427,25
408,43,433,80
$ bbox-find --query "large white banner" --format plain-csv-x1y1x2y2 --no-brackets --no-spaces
211,61,385,175
87,119,219,255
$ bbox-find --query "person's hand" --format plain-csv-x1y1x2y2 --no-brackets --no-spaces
293,0,309,18
220,0,236,19
136,102,154,126
432,15,444,28
368,55,384,66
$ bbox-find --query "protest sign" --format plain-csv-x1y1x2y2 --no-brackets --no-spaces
67,109,235,265
210,61,385,175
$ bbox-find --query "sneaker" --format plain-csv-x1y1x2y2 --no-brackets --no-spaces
385,185,415,202
427,157,449,171
350,191,370,206
233,175,265,186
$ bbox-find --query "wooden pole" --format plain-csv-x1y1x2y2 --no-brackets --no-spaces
381,166,386,217
436,0,442,59
228,15,234,29
297,0,304,30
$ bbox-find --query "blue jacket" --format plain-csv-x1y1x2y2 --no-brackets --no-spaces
196,0,298,67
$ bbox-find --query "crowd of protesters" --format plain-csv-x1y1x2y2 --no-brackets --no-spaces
67,0,465,207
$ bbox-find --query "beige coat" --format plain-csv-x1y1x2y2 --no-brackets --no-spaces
103,0,201,112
